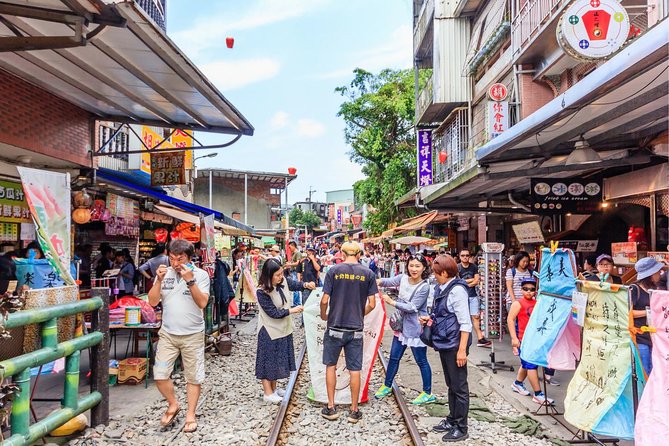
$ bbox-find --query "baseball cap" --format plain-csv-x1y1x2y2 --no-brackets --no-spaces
306,246,316,252
635,257,663,281
520,278,537,287
341,241,361,255
596,254,614,265
270,245,281,253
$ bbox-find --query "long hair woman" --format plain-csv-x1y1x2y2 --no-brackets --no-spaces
375,254,434,405
255,259,315,403
421,254,472,442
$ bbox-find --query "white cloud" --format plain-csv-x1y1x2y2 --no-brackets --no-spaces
200,58,280,91
318,24,412,79
270,111,290,130
296,119,326,138
172,0,330,56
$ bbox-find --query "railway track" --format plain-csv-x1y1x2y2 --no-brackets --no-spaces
266,344,425,446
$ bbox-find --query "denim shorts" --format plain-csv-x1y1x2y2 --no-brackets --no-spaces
323,328,364,371
468,295,480,316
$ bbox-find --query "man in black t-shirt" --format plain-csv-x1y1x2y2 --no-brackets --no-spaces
458,249,491,347
320,242,377,424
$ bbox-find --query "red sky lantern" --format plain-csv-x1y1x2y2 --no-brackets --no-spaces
288,167,297,175
438,151,448,164
226,37,234,49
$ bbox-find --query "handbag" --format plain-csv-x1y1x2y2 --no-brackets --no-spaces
388,279,427,332
419,317,435,348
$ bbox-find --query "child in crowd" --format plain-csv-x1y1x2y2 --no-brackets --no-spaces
507,278,553,405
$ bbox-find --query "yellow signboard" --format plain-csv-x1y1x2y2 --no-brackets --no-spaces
140,126,193,174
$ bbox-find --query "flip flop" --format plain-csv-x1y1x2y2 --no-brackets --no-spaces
160,407,181,427
184,421,198,433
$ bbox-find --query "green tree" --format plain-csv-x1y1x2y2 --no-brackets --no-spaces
336,68,425,235
289,207,321,230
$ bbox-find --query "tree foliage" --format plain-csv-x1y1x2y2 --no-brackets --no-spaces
336,68,425,235
289,207,321,230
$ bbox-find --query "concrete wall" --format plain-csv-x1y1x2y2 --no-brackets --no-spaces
192,176,280,228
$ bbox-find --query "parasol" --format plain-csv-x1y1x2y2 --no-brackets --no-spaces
390,236,435,246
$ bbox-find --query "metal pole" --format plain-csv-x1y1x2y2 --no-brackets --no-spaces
650,193,657,251
285,177,289,243
244,173,248,225
209,170,213,210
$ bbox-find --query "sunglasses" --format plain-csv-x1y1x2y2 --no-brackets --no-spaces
460,254,470,257
522,287,536,292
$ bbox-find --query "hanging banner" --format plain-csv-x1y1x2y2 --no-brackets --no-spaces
531,178,603,214
635,290,669,444
417,129,433,186
200,214,216,278
14,258,67,289
487,100,509,138
17,167,74,285
303,289,385,404
564,281,643,440
521,248,581,370
0,180,31,223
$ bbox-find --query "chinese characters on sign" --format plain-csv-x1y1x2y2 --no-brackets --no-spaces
105,194,140,237
487,100,509,138
150,151,186,186
0,180,31,223
488,83,508,101
416,129,433,186
531,177,603,214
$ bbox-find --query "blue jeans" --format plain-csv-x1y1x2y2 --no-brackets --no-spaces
290,272,301,307
637,343,653,375
385,335,432,393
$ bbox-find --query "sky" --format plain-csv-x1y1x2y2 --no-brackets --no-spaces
166,0,413,204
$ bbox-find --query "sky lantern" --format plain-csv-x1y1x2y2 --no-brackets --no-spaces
288,167,297,175
438,151,448,164
226,37,234,48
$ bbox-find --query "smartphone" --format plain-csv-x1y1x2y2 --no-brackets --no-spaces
184,263,195,271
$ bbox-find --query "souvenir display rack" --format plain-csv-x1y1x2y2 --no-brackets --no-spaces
478,243,513,373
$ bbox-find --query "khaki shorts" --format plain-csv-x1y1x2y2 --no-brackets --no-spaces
153,329,205,384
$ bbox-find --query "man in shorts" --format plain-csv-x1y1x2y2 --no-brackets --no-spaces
320,242,377,423
457,249,491,347
149,239,211,433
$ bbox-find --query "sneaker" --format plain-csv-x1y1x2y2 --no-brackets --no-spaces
412,392,437,405
545,377,560,386
511,381,531,396
374,385,392,399
532,392,555,405
348,410,362,423
321,406,339,421
432,419,453,433
275,388,285,397
442,427,469,442
263,393,282,404
477,337,492,347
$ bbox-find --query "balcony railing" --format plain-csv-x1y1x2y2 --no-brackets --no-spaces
416,74,434,122
433,108,474,184
511,0,566,57
414,0,434,56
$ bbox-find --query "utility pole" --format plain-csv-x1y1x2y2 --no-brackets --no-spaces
308,186,316,204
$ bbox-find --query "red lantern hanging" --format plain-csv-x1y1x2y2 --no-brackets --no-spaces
288,167,297,175
438,151,448,164
226,37,234,49
154,228,168,244
170,230,181,240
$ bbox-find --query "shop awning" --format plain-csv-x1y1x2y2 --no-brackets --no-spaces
96,168,255,234
154,204,251,237
0,0,253,136
381,211,442,238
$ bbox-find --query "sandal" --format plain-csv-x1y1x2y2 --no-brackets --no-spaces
184,420,198,433
160,407,181,427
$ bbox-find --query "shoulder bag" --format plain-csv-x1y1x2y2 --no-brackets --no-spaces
388,279,427,332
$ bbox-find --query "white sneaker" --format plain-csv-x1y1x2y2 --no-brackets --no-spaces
263,393,282,403
532,392,555,405
275,388,286,397
511,381,531,396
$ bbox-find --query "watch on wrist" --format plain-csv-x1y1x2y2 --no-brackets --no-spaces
186,279,197,287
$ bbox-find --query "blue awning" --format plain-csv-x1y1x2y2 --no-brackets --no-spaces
96,168,254,234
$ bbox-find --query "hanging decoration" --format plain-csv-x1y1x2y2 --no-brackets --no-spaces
154,228,168,244
438,150,448,164
226,37,234,48
71,208,91,225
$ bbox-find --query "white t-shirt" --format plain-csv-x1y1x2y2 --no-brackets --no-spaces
158,266,210,335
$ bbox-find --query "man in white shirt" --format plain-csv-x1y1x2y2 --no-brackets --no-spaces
149,239,210,433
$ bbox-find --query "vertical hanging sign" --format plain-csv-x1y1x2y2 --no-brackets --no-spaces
200,214,216,278
417,129,433,186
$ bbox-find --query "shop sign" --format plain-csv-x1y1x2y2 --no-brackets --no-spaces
134,126,193,174
612,241,637,265
558,239,599,252
105,194,140,237
0,180,31,223
337,208,342,226
481,242,505,253
417,129,433,186
648,251,669,263
512,221,545,244
487,101,508,138
0,223,18,241
151,151,186,186
531,178,602,214
557,0,630,61
351,214,363,227
488,83,508,101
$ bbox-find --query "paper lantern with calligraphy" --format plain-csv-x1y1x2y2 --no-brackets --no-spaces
72,208,91,225
557,0,630,61
154,228,168,243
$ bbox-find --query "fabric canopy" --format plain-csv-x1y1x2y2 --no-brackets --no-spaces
381,211,443,238
154,204,250,237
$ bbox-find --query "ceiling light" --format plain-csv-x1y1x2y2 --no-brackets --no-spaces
565,138,601,165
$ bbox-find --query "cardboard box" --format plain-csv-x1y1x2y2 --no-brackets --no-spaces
117,358,147,384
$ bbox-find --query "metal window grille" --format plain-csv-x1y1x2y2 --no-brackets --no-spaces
433,108,472,184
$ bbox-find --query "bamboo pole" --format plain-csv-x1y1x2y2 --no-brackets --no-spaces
0,332,103,380
41,318,57,348
2,392,102,446
9,368,31,437
2,298,102,329
63,351,80,410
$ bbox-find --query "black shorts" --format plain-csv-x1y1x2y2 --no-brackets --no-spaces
322,328,364,371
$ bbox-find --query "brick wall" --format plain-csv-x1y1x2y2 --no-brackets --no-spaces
519,73,555,119
0,69,93,166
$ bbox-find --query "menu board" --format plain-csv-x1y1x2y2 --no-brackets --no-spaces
105,194,140,237
0,180,31,223
612,242,637,265
0,223,18,241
